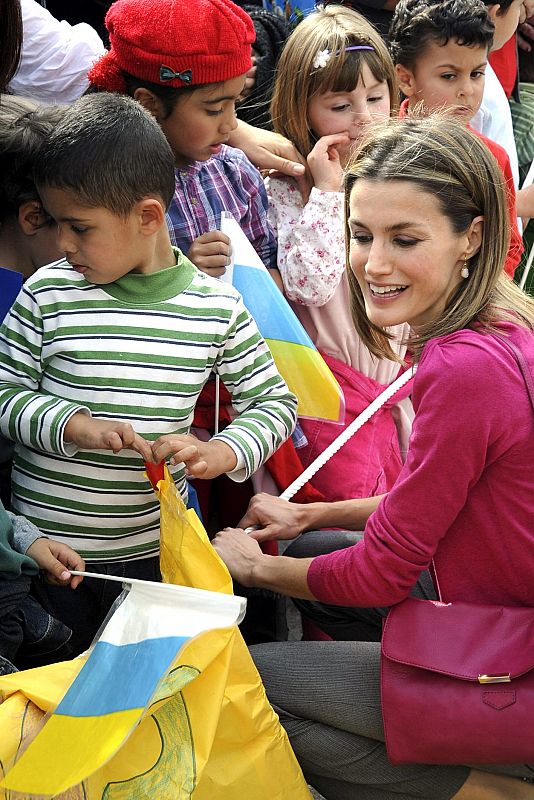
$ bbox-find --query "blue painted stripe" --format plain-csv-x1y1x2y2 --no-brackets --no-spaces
56,636,188,716
233,263,316,347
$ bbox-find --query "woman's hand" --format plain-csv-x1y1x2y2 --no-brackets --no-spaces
213,526,316,599
239,493,383,541
187,230,231,278
307,133,349,193
151,434,237,479
212,527,264,587
27,538,85,588
238,493,307,542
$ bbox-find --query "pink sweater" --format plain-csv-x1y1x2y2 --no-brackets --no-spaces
307,322,534,607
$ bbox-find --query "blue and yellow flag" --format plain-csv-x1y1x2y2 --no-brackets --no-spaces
221,214,344,423
0,466,311,800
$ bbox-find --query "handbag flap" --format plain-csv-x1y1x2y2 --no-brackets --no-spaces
382,597,534,680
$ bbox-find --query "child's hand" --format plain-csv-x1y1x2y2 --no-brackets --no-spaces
64,412,153,461
228,122,306,180
237,54,257,102
26,538,85,588
151,434,237,479
187,231,232,277
307,133,349,193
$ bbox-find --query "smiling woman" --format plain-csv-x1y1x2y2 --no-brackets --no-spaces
344,114,519,360
348,178,483,331
212,115,534,799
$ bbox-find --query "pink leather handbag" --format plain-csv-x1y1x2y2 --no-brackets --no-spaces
381,596,534,765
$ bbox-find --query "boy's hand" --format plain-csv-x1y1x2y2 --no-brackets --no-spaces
26,538,85,588
187,231,232,277
307,133,348,193
152,434,237,479
64,412,153,461
237,54,257,102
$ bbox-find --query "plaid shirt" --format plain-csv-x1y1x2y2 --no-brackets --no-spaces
167,145,277,269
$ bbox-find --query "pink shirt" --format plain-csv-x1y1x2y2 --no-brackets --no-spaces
307,322,534,608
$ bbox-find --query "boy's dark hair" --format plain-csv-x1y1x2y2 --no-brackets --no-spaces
389,0,495,68
0,95,65,223
122,74,205,119
86,72,211,119
33,93,176,215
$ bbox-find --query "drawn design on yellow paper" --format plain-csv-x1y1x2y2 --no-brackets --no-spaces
102,665,199,800
0,699,85,800
0,665,200,800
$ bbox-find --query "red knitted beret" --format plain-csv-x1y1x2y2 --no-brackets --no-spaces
88,0,255,93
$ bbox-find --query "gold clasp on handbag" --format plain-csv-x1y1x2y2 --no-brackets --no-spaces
478,674,511,684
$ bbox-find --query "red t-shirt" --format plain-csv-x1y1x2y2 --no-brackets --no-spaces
489,36,517,99
399,100,522,277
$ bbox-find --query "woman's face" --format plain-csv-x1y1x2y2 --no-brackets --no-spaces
307,63,390,165
348,179,478,331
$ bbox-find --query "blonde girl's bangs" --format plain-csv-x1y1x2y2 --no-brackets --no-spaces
270,6,397,156
308,46,392,97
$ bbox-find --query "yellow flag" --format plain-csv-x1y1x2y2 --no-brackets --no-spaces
0,467,311,799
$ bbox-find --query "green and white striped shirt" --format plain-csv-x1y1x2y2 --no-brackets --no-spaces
0,251,297,561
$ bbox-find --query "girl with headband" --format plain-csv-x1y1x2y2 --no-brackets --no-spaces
267,5,412,504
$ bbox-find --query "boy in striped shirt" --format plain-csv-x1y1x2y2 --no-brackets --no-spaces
0,93,297,653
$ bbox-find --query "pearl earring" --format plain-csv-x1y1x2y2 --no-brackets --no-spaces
460,260,469,279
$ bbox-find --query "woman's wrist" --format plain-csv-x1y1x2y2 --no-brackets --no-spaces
251,553,316,599
250,551,275,589
297,496,383,533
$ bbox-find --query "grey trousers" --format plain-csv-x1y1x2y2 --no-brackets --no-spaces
251,639,470,799
250,530,534,799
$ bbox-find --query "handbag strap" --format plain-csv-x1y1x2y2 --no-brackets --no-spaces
432,331,534,602
279,365,417,501
494,333,534,414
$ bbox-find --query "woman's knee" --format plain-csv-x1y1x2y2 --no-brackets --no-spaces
285,530,363,559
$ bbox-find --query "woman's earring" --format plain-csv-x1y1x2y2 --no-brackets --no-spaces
460,260,469,279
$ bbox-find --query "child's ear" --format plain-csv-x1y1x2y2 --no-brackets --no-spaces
486,3,501,22
133,88,164,121
18,201,50,235
395,63,418,97
137,198,166,235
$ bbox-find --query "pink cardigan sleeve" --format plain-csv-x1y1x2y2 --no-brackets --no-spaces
306,330,522,606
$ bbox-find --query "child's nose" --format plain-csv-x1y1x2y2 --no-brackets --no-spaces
56,229,75,257
458,79,474,98
219,107,238,134
350,106,373,125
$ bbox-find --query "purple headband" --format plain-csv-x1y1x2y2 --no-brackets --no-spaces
313,44,374,70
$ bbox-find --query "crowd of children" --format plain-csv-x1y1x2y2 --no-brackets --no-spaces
1,0,534,795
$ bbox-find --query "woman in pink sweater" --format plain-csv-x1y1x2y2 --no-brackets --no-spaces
213,116,534,800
